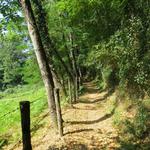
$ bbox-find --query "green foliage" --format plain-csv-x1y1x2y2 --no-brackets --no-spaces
113,109,122,127
57,0,123,42
124,103,149,139
115,103,150,149
88,13,150,97
112,101,150,149
22,54,41,85
0,34,27,89
78,85,85,95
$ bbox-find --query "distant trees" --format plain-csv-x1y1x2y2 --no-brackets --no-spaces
0,32,27,90
22,53,41,85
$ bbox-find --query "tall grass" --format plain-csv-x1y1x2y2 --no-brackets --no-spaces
0,83,47,147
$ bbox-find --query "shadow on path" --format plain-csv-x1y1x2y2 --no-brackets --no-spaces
47,143,88,150
66,105,117,125
66,113,112,125
83,83,100,94
63,83,118,142
65,128,93,135
79,88,115,104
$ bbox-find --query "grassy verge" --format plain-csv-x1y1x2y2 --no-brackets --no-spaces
0,83,47,148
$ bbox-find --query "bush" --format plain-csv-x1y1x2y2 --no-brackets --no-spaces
123,103,149,139
113,109,123,127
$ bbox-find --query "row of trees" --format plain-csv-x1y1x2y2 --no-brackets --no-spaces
0,0,84,128
0,0,150,127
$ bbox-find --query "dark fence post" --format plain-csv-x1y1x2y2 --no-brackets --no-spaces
54,88,63,137
75,76,79,101
20,101,32,150
68,78,73,106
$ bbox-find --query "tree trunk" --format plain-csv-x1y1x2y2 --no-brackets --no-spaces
68,78,73,106
32,0,74,85
69,33,79,102
20,0,57,128
76,47,83,86
54,88,63,137
50,65,67,96
62,33,74,74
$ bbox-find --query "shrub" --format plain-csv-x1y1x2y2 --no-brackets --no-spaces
123,103,149,139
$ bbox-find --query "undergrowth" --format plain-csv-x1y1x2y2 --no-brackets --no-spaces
108,94,150,149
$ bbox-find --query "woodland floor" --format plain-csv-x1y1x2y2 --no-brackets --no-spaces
7,82,120,150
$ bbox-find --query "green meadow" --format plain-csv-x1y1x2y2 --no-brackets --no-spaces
0,84,47,146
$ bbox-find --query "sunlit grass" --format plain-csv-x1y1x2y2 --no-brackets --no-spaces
0,83,47,146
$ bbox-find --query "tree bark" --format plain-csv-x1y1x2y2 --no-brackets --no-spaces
69,33,79,102
20,0,57,128
54,88,63,137
32,0,74,84
50,65,67,96
68,78,73,106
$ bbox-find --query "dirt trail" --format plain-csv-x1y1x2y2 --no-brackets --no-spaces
13,82,119,150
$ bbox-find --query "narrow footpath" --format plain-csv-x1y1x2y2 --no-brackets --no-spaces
14,82,120,150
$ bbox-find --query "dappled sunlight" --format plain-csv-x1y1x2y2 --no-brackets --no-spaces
24,82,119,150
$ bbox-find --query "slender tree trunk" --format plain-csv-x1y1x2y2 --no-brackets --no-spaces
32,0,74,85
20,0,57,128
60,72,66,94
76,47,83,87
49,64,67,95
68,78,73,106
62,33,74,73
62,32,76,103
51,68,61,89
69,33,79,102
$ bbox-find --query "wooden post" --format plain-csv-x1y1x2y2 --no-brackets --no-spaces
75,76,79,101
73,78,77,103
20,101,32,150
54,88,63,137
68,78,73,106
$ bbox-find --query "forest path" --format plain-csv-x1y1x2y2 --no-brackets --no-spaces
15,82,119,150
34,82,119,150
